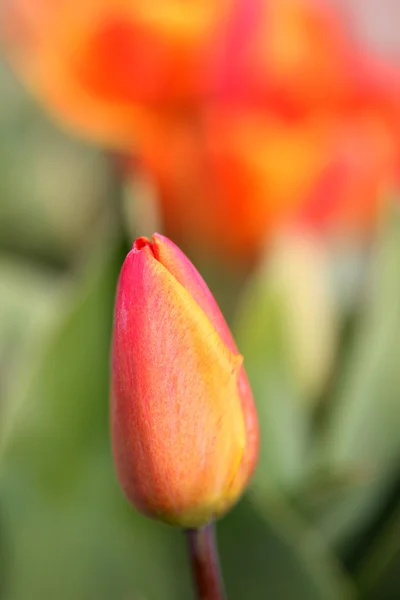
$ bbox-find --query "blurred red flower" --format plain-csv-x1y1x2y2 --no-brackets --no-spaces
0,0,230,145
132,0,400,260
2,0,400,261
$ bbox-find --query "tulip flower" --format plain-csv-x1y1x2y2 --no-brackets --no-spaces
111,233,259,526
131,0,400,261
133,99,400,262
207,0,357,114
3,0,400,263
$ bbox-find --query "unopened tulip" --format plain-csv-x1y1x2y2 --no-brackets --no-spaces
111,234,259,526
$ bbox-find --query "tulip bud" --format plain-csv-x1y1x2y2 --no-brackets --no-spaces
111,233,258,527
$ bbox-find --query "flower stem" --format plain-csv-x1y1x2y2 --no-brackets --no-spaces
186,523,226,600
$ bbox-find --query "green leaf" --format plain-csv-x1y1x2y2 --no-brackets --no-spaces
231,239,354,599
0,257,60,431
219,493,356,600
234,246,312,494
0,62,113,265
356,502,400,599
312,208,400,548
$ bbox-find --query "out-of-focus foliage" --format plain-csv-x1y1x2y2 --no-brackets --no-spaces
1,0,400,599
235,207,400,582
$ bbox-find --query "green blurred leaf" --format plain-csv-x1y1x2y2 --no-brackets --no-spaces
0,258,61,433
0,61,113,266
0,233,192,600
356,501,400,599
311,207,400,548
232,238,353,599
220,494,356,600
234,252,311,494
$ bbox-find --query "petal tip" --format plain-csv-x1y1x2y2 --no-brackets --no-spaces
132,236,153,254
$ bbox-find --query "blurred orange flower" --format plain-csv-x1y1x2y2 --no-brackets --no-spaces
134,107,399,261
2,0,400,261
0,0,230,145
132,0,400,260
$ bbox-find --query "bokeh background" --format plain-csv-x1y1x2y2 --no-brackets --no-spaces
1,0,400,598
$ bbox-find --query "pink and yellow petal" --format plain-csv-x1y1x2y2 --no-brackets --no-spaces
112,244,248,525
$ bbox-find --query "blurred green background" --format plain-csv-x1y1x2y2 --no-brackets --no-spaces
2,4,400,599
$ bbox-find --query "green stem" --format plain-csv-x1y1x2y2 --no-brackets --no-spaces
186,523,226,600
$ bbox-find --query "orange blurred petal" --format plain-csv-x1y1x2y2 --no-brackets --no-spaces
1,0,230,145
